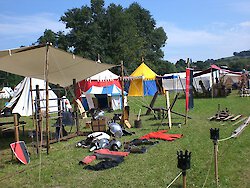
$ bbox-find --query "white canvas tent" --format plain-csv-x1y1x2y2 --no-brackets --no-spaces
0,87,14,99
161,72,212,92
87,69,119,81
5,77,58,116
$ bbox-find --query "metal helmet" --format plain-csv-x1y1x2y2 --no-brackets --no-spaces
108,123,123,138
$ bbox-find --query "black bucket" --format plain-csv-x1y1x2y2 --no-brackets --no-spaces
134,119,142,128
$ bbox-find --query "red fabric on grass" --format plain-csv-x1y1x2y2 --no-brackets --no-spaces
94,149,129,156
140,130,183,141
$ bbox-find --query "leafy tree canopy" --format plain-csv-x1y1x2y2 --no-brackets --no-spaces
38,0,169,75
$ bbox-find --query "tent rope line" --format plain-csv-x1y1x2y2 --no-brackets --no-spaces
201,147,214,188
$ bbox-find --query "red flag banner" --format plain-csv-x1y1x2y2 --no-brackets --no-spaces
186,68,194,111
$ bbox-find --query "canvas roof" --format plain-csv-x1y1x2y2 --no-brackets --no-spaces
193,64,241,78
87,69,119,81
0,44,115,87
130,63,157,80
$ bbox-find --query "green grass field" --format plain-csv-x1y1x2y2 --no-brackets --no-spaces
0,91,249,188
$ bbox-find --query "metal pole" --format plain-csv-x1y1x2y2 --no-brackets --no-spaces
45,44,50,155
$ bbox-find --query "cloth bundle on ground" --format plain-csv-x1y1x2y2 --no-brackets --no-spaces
80,149,130,171
124,139,159,153
140,130,183,141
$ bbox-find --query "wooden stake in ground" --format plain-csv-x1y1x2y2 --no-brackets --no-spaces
214,140,219,187
137,109,141,121
165,90,172,129
177,150,191,188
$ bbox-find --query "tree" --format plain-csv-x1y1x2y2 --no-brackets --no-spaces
37,29,69,51
175,59,186,72
57,0,168,74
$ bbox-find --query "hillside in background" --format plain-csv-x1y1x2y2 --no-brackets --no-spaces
178,50,250,72
1,49,250,88
214,50,250,71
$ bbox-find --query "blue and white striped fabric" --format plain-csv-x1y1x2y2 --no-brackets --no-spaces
85,85,127,96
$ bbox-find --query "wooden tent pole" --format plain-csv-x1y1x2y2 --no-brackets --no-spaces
56,84,63,140
73,79,79,135
13,113,19,142
165,90,172,129
214,140,219,187
29,78,36,130
35,85,41,155
45,43,50,155
121,60,125,126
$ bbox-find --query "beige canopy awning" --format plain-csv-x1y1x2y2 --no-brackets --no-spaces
0,44,115,87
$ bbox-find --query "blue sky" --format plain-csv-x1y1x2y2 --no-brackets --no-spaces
0,0,250,63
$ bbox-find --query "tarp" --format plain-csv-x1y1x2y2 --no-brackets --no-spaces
5,77,58,116
76,70,121,98
0,44,114,87
128,63,158,96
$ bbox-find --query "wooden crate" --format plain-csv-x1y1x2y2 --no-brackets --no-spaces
91,118,107,132
85,121,91,128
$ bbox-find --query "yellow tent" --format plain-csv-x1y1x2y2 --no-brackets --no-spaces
128,63,158,96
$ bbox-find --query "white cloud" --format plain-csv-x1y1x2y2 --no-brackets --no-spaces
157,21,250,62
0,13,66,49
0,13,65,35
239,21,250,27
